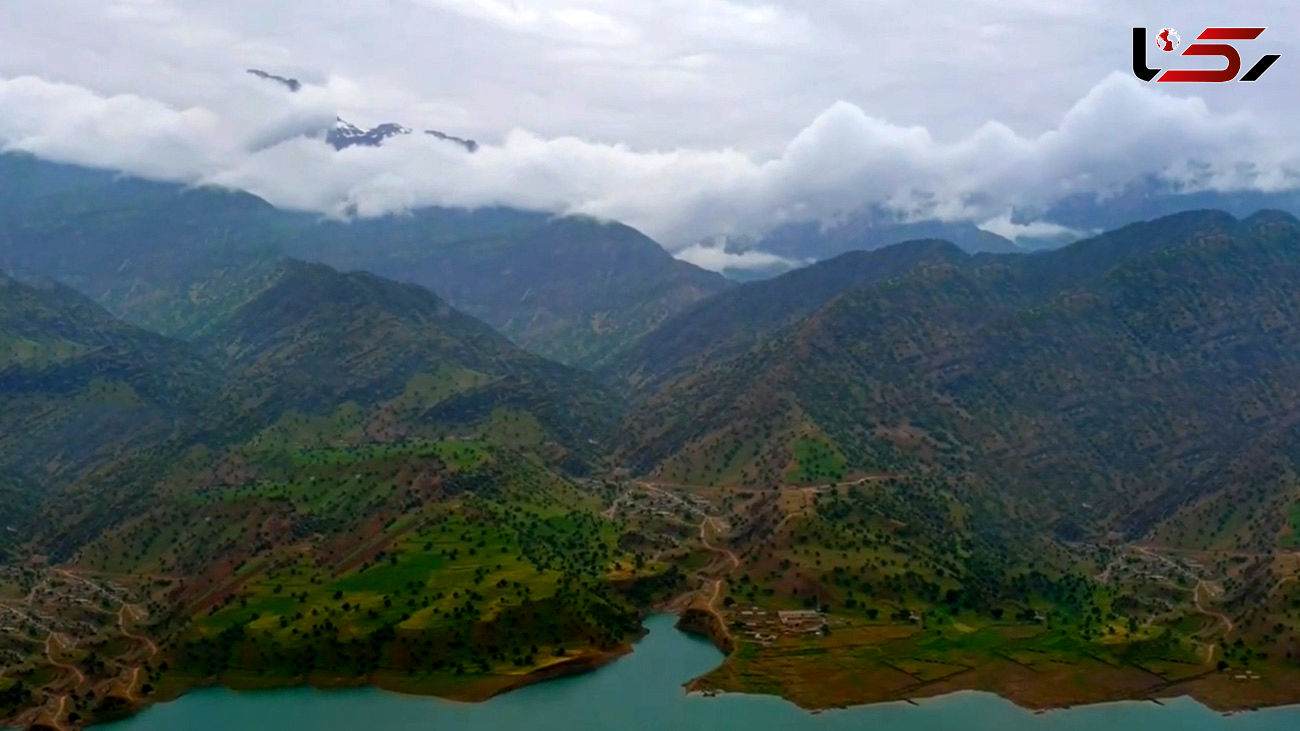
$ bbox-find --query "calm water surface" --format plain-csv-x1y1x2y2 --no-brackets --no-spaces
103,614,1300,730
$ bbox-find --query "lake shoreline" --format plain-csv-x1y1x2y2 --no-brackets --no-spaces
75,613,1300,730
70,637,636,729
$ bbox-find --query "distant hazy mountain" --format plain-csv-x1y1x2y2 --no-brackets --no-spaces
0,153,729,366
301,211,732,366
1038,176,1300,233
720,186,1300,279
711,206,1022,279
760,215,1020,259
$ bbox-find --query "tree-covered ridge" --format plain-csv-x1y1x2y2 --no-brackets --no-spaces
607,238,968,390
617,210,1300,539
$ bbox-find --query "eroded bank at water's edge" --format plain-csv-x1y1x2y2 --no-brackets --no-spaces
674,607,734,655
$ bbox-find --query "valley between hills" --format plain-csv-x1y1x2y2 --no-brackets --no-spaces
5,156,1300,728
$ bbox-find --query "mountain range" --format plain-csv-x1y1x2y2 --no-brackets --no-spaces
7,151,1300,553
7,149,1300,726
0,153,730,367
7,150,1300,540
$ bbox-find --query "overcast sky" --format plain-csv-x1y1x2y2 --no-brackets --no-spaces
0,0,1296,263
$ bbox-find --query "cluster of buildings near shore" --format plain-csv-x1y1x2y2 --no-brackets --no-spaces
731,607,826,643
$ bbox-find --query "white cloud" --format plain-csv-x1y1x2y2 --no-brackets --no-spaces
0,70,1293,249
978,214,1088,244
0,74,335,181
675,240,805,273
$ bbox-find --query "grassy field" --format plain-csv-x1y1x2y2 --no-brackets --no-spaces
176,503,652,685
700,599,1213,710
785,438,846,484
1281,501,1300,548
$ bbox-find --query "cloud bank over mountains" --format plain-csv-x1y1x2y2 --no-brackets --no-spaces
1,71,1290,253
0,1,1295,261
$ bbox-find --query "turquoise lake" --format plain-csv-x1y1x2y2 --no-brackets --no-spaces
102,614,1300,730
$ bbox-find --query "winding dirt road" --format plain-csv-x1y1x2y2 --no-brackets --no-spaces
118,604,159,657
600,490,634,520
50,694,69,731
1194,580,1234,634
44,633,84,686
699,516,740,570
691,510,744,646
